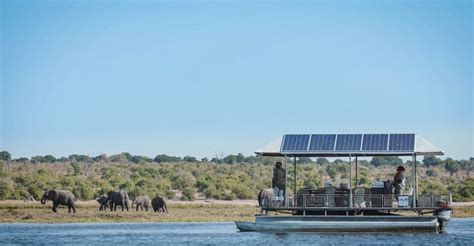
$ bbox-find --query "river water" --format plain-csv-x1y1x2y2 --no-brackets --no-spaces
1,218,473,245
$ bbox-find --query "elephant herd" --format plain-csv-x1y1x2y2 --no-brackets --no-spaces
40,189,167,214
96,191,168,213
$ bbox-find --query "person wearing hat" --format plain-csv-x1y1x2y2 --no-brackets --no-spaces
393,165,406,201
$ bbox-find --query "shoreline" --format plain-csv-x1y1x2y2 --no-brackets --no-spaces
1,200,473,223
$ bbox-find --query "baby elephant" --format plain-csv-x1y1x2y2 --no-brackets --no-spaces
41,189,76,213
133,195,150,211
96,195,108,211
151,196,168,213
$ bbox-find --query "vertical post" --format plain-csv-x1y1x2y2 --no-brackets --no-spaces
349,154,353,208
413,154,417,208
284,155,288,208
293,156,297,208
355,156,358,187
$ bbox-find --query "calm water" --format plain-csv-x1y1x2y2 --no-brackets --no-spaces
1,218,473,245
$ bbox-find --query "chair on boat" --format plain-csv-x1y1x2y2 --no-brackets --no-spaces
353,187,369,208
325,187,336,207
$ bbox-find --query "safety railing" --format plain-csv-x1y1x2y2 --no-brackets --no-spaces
261,193,451,209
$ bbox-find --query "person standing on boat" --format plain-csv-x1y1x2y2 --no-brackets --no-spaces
272,161,286,206
393,165,406,201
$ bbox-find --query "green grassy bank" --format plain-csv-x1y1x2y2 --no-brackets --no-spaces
0,201,472,223
0,201,258,223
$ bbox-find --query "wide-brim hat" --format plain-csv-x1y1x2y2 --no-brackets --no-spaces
397,166,406,171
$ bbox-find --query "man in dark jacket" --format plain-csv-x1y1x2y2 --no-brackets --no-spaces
272,161,286,205
393,165,406,201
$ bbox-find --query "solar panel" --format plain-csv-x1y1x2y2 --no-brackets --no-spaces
362,134,389,151
281,134,310,152
308,134,336,151
335,134,362,151
389,134,415,151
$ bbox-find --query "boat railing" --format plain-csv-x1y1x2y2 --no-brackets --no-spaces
262,193,451,209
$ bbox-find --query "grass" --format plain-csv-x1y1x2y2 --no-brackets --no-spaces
0,200,472,223
452,205,474,218
0,200,259,223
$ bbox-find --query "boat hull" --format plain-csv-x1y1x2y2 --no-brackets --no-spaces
235,215,440,233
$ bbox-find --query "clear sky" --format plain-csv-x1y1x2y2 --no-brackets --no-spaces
1,0,472,160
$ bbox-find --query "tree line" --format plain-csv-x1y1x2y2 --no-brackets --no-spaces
0,150,472,203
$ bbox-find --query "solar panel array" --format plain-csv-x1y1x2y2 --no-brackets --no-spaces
281,134,415,153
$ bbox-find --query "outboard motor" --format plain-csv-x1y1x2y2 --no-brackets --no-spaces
433,200,452,232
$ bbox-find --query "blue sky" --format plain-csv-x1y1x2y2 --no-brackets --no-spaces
1,0,472,159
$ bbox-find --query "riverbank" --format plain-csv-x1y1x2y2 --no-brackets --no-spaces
0,200,259,223
0,200,472,223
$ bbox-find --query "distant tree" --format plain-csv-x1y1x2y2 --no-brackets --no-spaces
425,169,438,177
460,158,474,176
404,160,422,167
201,157,209,162
181,188,195,201
359,160,370,166
423,155,443,166
110,154,128,162
444,158,459,175
316,157,329,165
370,157,384,167
0,151,11,161
68,154,92,162
31,156,46,163
236,153,245,163
44,155,56,163
73,179,94,200
57,157,69,162
210,157,221,163
154,154,181,163
70,162,81,176
370,157,403,167
122,152,133,161
384,157,403,166
130,155,150,164
326,165,337,179
244,155,258,163
0,178,15,199
15,157,29,162
453,177,474,202
223,155,237,164
183,156,198,163
93,154,110,163
297,157,313,164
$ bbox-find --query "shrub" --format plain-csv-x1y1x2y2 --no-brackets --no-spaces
181,188,195,201
223,193,237,200
165,190,175,199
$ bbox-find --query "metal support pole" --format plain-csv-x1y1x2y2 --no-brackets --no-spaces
349,154,353,208
293,156,297,207
413,154,417,208
355,156,358,187
284,155,288,208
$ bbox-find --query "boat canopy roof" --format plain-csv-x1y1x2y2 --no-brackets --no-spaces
255,133,444,157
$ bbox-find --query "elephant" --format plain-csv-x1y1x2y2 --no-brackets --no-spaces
107,190,130,211
96,195,108,211
41,189,76,213
257,188,274,214
151,196,168,213
133,195,150,211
